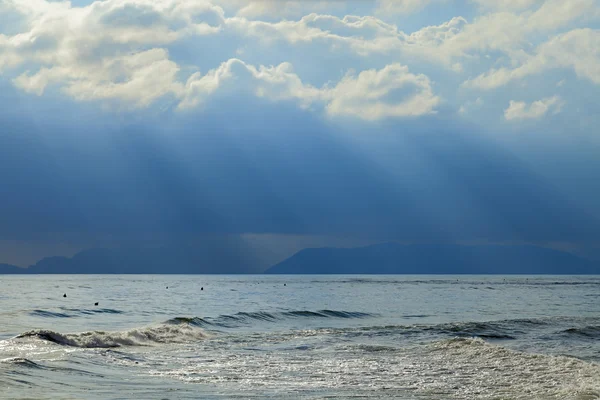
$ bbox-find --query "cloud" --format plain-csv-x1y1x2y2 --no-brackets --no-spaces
1,0,228,107
470,0,542,11
0,0,224,79
14,48,183,107
0,0,598,126
326,64,441,119
179,59,440,119
464,28,600,89
526,0,599,31
218,0,345,19
2,0,447,119
504,95,564,120
219,1,436,19
2,0,600,266
178,58,322,110
227,12,402,50
375,0,434,15
458,97,484,114
224,0,593,72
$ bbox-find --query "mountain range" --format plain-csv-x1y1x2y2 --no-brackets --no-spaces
0,243,598,274
266,243,599,274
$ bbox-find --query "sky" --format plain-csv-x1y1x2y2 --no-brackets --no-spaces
0,0,599,268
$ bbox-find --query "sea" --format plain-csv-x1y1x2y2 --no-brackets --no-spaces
0,275,599,399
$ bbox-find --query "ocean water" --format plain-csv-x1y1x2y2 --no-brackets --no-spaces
1,275,599,399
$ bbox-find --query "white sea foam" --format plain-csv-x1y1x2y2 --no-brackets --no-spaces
149,336,600,399
418,337,600,399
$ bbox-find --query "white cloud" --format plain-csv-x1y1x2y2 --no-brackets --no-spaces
15,50,441,120
180,60,440,120
464,29,600,89
227,12,401,48
422,0,600,74
1,0,227,107
223,0,597,73
218,0,434,19
2,0,597,72
526,0,598,32
178,58,323,110
7,0,590,85
326,64,441,120
0,0,597,125
504,95,564,120
218,0,345,19
14,48,183,107
0,0,224,73
227,12,472,68
0,0,444,119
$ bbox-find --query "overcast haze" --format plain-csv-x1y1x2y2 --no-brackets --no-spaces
1,0,599,269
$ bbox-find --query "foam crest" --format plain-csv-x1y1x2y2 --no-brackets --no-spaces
15,323,207,348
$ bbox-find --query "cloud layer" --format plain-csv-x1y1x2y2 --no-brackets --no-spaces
1,0,598,123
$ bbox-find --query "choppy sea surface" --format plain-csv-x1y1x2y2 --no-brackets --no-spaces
1,275,599,399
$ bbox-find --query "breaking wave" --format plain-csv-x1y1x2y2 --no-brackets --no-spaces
15,322,207,348
11,309,373,348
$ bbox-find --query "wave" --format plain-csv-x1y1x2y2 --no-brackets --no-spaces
15,322,207,348
30,310,73,318
426,321,518,340
561,326,600,338
283,310,371,319
166,309,374,329
339,318,552,341
66,308,124,315
0,357,44,369
424,318,554,339
13,309,371,348
167,313,600,344
30,308,124,318
281,316,587,343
